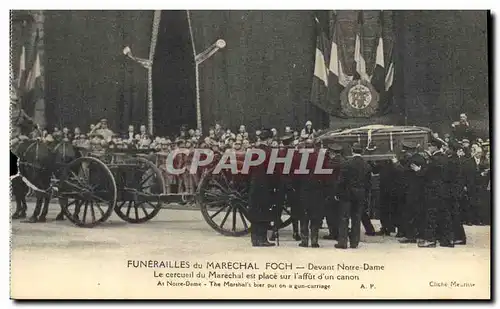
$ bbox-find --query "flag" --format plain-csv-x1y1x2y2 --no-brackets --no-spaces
310,13,333,114
370,12,386,93
354,11,368,81
25,51,40,91
385,60,394,91
311,10,395,118
17,46,26,88
23,47,43,124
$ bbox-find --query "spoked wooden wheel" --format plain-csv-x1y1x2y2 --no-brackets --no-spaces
58,157,117,227
114,157,165,223
198,171,251,237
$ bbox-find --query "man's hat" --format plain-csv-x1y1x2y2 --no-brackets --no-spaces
260,129,273,140
462,138,470,144
352,142,363,153
281,133,294,142
401,140,417,150
328,143,343,152
429,137,444,148
255,130,262,136
305,120,312,126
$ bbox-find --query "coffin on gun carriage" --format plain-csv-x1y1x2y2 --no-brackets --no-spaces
197,125,432,237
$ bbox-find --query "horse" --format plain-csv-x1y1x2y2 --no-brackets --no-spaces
11,93,80,222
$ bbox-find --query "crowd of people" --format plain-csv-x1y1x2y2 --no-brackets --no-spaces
12,112,490,250
245,113,490,248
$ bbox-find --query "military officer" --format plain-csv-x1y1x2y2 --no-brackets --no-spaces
323,143,344,240
297,139,325,248
270,133,301,241
335,143,372,249
248,129,275,247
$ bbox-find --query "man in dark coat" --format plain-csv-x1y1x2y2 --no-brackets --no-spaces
297,139,325,248
335,143,372,249
398,141,426,243
464,144,490,226
248,129,275,247
323,144,344,240
270,134,301,241
419,137,453,248
378,141,413,237
446,142,467,245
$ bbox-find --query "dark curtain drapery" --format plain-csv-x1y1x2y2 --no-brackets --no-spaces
189,11,326,133
44,10,153,132
152,11,196,137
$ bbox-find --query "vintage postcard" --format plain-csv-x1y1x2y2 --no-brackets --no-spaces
9,9,491,300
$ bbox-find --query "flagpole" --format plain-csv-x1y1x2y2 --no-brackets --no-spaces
186,10,202,131
148,10,161,136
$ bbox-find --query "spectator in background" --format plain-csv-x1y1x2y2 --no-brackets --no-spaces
452,113,472,141
300,121,316,140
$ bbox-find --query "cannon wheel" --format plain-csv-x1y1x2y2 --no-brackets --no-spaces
58,157,117,228
198,171,293,237
198,171,250,237
114,156,165,223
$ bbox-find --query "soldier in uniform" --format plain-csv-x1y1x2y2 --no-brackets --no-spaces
323,143,344,240
297,139,325,248
269,133,301,241
418,137,452,248
248,129,275,247
335,143,372,249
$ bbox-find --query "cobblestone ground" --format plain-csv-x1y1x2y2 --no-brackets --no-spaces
10,202,491,300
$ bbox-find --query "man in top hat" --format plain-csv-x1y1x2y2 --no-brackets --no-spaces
323,143,345,240
248,129,276,247
418,137,452,248
335,143,372,249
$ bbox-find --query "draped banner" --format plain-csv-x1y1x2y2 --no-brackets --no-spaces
311,10,395,119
